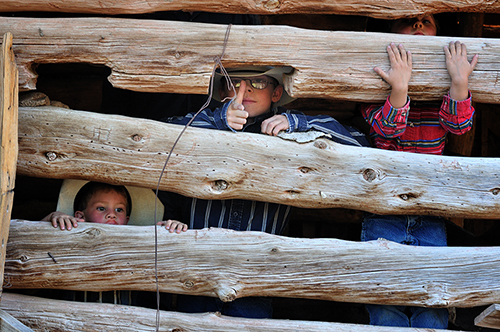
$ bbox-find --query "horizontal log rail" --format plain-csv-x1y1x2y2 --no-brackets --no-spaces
17,106,500,219
0,0,498,19
1,17,500,104
1,292,460,332
475,304,500,329
6,220,500,308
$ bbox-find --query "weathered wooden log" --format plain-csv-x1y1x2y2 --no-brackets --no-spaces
6,220,500,308
17,106,500,219
475,304,500,330
0,307,32,332
1,17,499,104
1,293,461,332
0,0,499,19
0,32,18,297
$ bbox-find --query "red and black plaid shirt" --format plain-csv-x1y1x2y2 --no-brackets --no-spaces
361,93,474,155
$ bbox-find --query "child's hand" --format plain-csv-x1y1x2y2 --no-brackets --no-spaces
42,211,83,231
445,41,478,101
158,219,188,233
226,80,248,130
375,43,412,108
261,114,290,136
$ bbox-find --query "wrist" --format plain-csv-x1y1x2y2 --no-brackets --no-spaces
389,89,408,109
449,80,469,101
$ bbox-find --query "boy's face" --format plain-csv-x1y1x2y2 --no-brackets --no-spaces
75,189,129,225
391,15,437,36
220,75,283,118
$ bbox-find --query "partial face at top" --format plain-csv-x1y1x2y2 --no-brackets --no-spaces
75,189,130,225
391,15,437,36
220,75,284,118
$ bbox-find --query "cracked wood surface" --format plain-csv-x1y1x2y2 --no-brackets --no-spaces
5,221,500,308
1,292,462,332
0,0,498,19
1,17,499,104
17,106,500,219
0,32,18,297
475,304,500,330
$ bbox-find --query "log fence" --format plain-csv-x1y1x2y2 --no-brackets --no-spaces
0,1,499,331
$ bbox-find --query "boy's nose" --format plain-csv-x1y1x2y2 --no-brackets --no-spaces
106,213,116,219
241,79,254,91
413,20,423,29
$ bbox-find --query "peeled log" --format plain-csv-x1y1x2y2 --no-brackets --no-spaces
5,221,500,308
0,0,498,19
0,292,464,332
1,17,500,104
17,106,500,219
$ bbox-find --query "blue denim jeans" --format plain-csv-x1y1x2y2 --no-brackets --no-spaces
361,214,448,329
176,295,273,318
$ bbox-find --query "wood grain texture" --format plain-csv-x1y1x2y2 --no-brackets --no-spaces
0,0,498,19
17,106,500,219
475,304,500,329
0,308,33,332
0,32,18,297
1,17,499,104
1,292,463,332
5,220,500,308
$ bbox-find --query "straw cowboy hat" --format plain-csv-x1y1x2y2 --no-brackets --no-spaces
212,66,295,107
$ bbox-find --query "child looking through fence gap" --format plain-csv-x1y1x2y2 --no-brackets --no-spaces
42,181,187,233
40,181,187,307
159,65,370,318
360,14,478,329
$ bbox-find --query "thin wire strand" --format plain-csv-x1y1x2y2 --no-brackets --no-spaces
154,24,233,331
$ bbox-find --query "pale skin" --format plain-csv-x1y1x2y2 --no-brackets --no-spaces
376,15,479,108
221,76,289,136
42,190,188,233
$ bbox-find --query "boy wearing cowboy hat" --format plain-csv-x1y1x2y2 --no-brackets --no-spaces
171,66,369,146
161,65,369,318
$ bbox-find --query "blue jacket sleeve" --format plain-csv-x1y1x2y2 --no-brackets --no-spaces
283,110,370,147
166,102,234,131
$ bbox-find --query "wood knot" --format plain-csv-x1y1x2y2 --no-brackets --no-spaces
313,141,327,149
264,0,281,10
45,152,58,161
183,280,194,288
84,228,101,237
299,167,313,173
399,193,418,201
362,168,377,182
212,180,229,192
491,188,500,195
131,134,143,142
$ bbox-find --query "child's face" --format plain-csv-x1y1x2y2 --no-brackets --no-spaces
221,75,283,118
391,15,437,36
75,190,129,225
